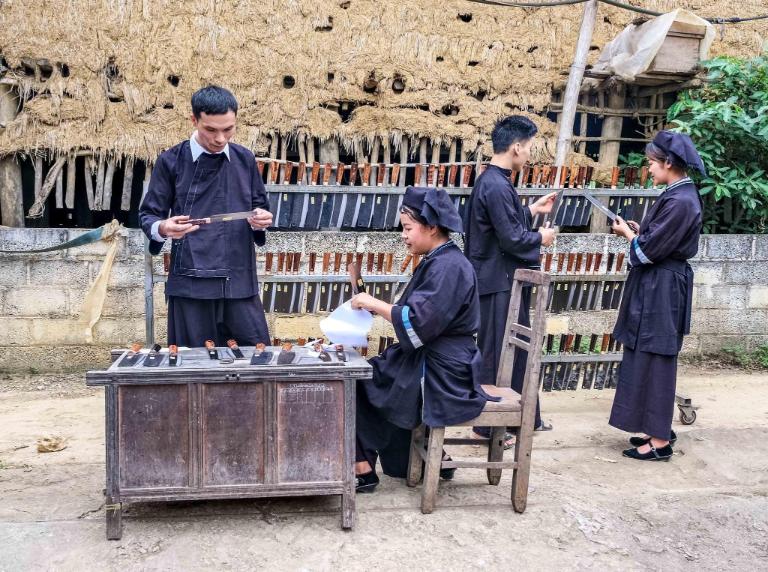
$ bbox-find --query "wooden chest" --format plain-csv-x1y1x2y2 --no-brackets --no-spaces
86,345,371,539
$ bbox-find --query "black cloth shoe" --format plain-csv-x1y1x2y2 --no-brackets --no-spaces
534,420,553,432
355,470,380,493
622,443,673,461
440,455,456,480
629,430,677,448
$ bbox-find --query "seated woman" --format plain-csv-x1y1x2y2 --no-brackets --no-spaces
609,130,705,461
350,186,496,492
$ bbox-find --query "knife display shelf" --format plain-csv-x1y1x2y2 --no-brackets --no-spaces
260,159,663,231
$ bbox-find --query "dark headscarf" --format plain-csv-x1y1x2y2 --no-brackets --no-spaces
402,186,464,233
651,131,707,176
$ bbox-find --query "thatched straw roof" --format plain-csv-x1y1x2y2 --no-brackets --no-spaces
0,0,765,162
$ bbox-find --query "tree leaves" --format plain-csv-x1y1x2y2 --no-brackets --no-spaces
667,54,768,233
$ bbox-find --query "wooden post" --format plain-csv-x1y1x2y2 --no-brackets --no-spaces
94,157,106,210
418,138,428,185
55,167,64,208
590,83,626,233
65,155,76,209
84,157,96,210
0,84,23,227
369,137,380,186
398,134,408,186
102,159,116,210
553,0,598,170
319,138,340,183
120,157,135,211
298,134,307,184
598,83,627,168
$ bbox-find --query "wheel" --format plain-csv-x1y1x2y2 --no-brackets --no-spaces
679,408,697,425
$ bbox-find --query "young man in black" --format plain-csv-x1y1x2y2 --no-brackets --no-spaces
464,115,556,438
139,86,273,347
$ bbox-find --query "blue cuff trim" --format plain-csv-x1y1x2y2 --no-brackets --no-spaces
632,237,652,264
401,305,423,349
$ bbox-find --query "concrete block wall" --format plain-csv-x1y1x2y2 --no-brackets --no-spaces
0,227,765,372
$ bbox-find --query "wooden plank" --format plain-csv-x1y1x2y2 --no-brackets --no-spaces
201,383,266,485
118,384,191,489
276,380,345,482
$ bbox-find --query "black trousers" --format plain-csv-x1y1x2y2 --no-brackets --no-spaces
474,288,541,436
355,381,413,479
167,295,270,347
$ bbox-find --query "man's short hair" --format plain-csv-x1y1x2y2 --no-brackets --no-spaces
191,85,239,118
491,115,538,154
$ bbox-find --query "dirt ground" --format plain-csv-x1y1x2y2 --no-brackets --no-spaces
1,366,767,571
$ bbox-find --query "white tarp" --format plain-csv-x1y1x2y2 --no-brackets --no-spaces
591,9,715,82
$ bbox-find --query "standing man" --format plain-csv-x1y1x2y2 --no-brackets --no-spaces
464,115,556,440
139,85,273,347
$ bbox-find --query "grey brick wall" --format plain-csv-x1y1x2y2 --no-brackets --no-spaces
0,228,765,372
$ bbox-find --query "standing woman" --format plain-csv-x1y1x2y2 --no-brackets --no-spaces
609,131,706,461
350,186,496,492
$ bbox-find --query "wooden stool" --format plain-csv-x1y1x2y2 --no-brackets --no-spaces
406,268,550,514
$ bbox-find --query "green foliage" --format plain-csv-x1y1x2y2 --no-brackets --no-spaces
721,344,768,369
667,54,768,234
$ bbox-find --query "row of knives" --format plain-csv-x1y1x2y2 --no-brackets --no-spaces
117,339,350,368
540,333,622,392
264,187,658,231
257,160,652,191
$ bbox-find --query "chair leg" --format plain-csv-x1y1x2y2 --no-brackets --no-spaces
511,425,534,513
420,426,445,514
406,424,426,487
486,426,505,485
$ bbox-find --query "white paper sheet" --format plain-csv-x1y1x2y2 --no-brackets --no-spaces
319,301,373,346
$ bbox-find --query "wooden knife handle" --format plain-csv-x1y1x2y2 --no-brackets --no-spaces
323,163,333,186
336,162,345,185
437,164,446,187
377,163,386,186
322,252,330,273
265,252,274,273
401,253,412,273
448,164,458,187
311,161,321,185
566,252,575,273
349,163,358,186
296,161,307,184
362,164,371,186
277,252,285,273
391,164,401,186
283,161,293,185
367,252,375,273
461,165,473,188
610,166,620,189
308,252,316,273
